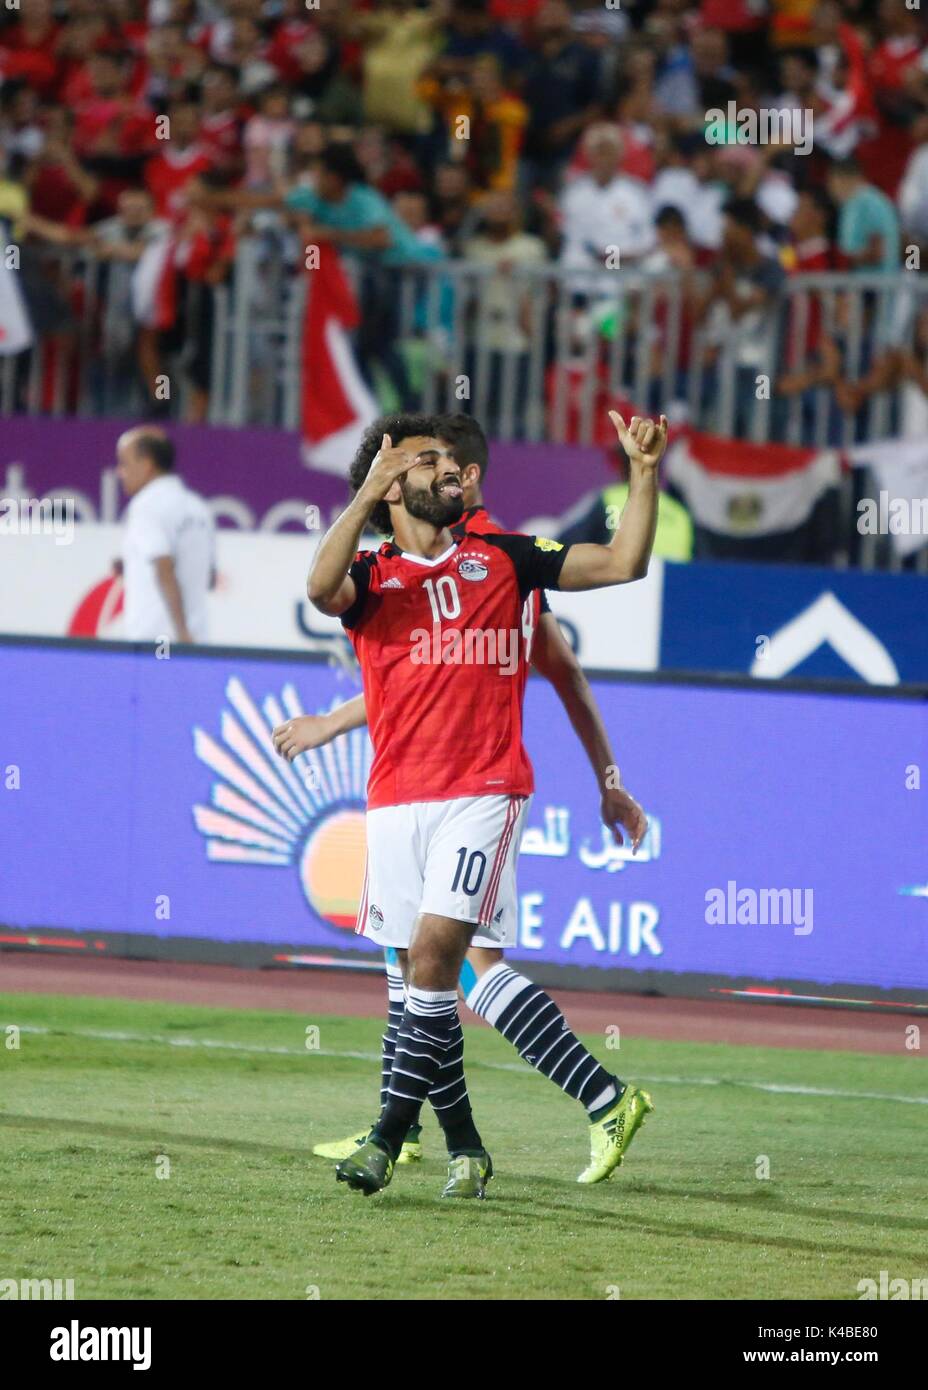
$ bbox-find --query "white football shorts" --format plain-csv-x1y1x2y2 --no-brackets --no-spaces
355,793,530,948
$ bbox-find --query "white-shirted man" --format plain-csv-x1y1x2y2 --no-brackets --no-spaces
116,427,214,644
559,124,655,271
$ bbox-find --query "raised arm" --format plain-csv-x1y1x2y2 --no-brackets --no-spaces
306,434,413,615
556,413,667,591
531,612,647,850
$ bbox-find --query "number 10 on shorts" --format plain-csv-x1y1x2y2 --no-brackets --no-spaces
451,847,487,896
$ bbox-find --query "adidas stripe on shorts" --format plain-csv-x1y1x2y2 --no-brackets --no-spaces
355,793,530,948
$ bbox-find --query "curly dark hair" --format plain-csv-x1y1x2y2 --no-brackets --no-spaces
348,413,443,535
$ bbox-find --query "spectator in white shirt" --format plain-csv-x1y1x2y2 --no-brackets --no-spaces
651,134,724,250
116,427,214,645
558,123,655,270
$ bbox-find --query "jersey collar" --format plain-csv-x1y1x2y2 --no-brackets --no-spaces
397,540,459,567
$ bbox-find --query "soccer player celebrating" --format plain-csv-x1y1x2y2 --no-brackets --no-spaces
276,414,653,1187
306,408,667,1198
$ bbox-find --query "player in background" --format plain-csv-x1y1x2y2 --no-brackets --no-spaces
305,409,666,1197
274,414,651,1185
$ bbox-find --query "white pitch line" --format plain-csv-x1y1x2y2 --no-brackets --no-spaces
10,1024,928,1108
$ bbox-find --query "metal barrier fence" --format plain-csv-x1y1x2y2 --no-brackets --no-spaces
2,238,926,570
211,243,928,453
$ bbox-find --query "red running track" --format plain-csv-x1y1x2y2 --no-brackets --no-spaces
0,952,918,1056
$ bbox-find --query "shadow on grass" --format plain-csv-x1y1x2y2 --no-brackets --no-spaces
489,1181,927,1263
5,1114,923,1264
624,1179,928,1234
0,1112,306,1160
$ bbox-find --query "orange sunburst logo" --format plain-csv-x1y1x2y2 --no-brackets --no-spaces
192,677,370,932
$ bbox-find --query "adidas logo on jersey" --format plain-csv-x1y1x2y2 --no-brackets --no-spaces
381,577,404,589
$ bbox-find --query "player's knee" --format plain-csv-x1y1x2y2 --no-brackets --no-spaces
407,947,453,991
466,945,503,977
408,929,457,991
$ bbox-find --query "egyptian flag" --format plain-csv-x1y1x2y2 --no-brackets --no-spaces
301,244,377,475
0,258,33,355
666,430,842,560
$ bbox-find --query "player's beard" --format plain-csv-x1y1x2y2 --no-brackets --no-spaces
400,477,464,528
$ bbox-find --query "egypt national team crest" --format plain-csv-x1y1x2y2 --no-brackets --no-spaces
191,677,370,933
458,556,488,582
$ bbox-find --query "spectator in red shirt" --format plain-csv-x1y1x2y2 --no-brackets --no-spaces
58,17,116,107
860,0,927,194
197,66,245,176
267,0,320,85
70,50,157,216
72,51,155,157
869,0,926,102
777,188,844,413
0,0,59,97
144,100,213,221
169,183,236,423
25,108,101,228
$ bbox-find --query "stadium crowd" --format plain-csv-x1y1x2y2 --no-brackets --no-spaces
1,0,927,452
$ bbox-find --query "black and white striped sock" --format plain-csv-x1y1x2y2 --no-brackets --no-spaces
372,987,460,1159
428,1012,482,1154
379,961,406,1114
377,966,454,1145
466,962,620,1116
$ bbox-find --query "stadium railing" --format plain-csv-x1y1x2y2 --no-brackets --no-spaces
2,238,926,572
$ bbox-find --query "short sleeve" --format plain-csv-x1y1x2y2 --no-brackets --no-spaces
352,187,391,230
340,553,377,631
484,532,569,600
130,510,172,561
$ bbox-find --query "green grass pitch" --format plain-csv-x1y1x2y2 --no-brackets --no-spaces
1,991,925,1301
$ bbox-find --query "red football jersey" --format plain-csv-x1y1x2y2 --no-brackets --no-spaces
455,503,548,687
342,526,568,810
144,147,213,220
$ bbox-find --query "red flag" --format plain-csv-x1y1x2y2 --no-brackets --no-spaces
301,245,377,475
